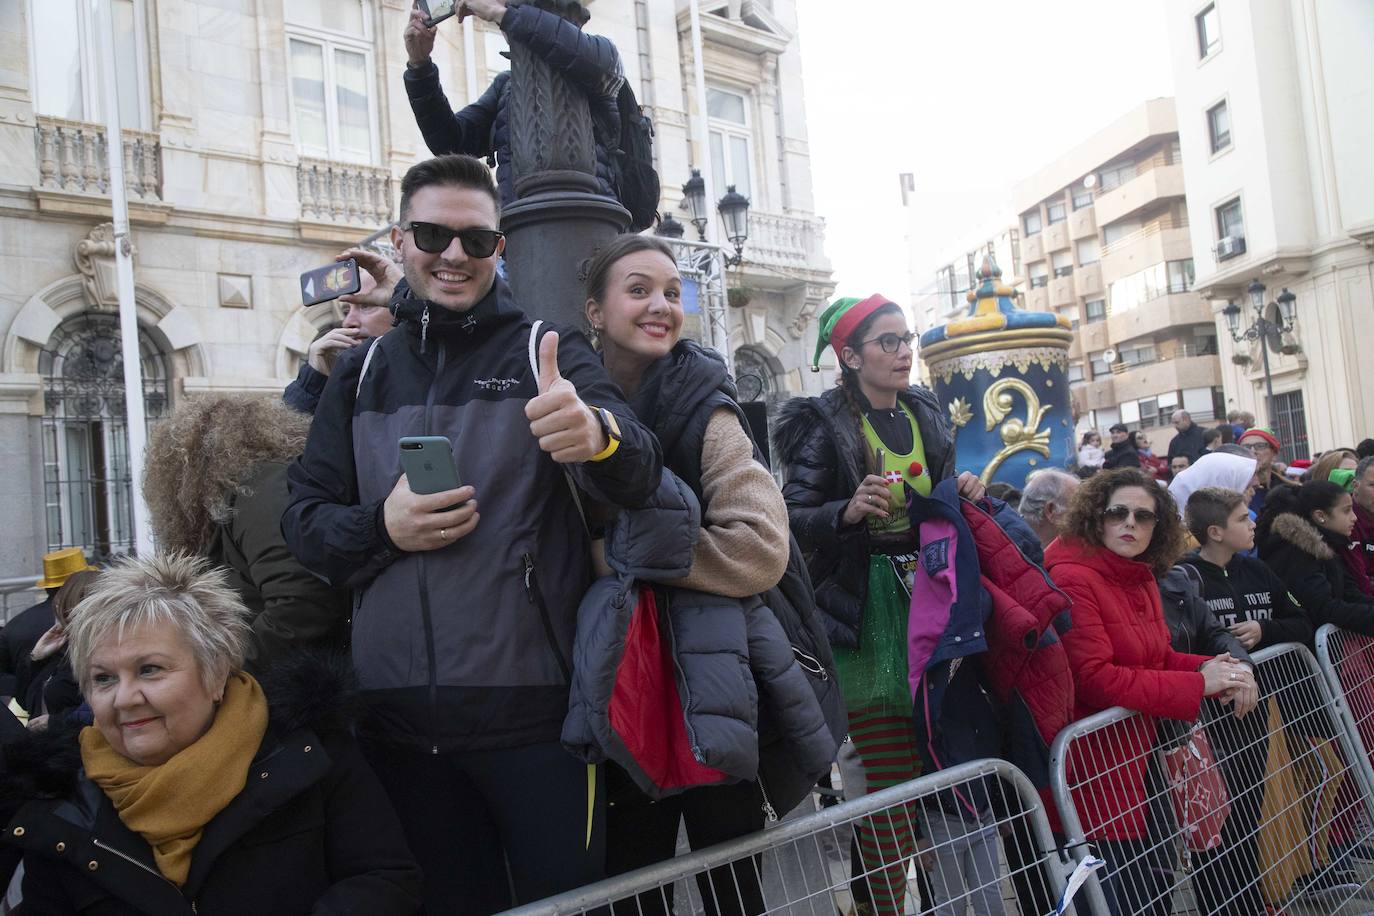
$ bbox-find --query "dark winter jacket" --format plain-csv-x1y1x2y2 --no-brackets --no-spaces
282,276,661,753
404,3,623,206
0,654,422,915
282,361,330,415
1166,423,1208,465
775,385,956,650
1102,439,1142,470
211,461,348,662
11,650,81,725
626,341,842,814
906,480,1074,819
1157,566,1250,663
0,595,55,697
1259,514,1374,638
1176,550,1313,649
1044,538,1210,840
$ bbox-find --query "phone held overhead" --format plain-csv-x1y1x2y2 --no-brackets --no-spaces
417,0,456,28
300,258,361,307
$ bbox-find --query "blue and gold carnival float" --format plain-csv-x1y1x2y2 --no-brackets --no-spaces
918,257,1076,486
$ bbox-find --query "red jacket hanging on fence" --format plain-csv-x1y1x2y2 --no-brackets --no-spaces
1044,537,1211,840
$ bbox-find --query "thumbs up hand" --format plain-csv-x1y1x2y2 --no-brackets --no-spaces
525,330,609,464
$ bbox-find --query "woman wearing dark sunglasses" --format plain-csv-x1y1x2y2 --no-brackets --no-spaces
1044,468,1254,915
774,295,984,916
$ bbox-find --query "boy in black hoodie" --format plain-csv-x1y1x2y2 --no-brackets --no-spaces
1181,486,1313,650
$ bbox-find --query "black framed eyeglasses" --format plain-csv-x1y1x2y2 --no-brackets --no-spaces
855,331,915,354
401,221,505,259
1102,505,1158,526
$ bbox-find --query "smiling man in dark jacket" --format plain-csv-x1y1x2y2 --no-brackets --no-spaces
282,154,661,913
402,0,622,206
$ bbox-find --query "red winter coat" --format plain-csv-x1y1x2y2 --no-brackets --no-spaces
1044,537,1209,840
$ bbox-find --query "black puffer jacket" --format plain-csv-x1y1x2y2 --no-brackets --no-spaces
773,385,955,649
0,654,421,915
404,2,623,205
1260,514,1374,637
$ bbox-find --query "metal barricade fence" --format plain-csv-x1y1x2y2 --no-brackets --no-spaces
1050,642,1374,916
1315,624,1374,791
503,758,1079,916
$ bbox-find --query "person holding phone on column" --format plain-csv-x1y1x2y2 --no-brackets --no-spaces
283,154,661,914
402,0,625,207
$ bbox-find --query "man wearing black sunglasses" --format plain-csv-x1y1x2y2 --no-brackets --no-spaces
284,154,662,912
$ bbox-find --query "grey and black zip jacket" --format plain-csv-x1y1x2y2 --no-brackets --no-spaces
282,276,662,752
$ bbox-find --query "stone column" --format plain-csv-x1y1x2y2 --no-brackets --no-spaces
500,0,629,330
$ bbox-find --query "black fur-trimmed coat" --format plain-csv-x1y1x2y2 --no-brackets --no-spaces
0,654,421,915
1259,513,1374,639
772,386,955,649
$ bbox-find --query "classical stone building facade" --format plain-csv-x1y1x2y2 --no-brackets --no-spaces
0,0,833,573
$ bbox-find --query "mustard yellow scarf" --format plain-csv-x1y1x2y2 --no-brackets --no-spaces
80,672,268,886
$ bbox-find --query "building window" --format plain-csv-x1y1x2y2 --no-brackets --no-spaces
1102,220,1139,248
1090,352,1111,377
1118,344,1158,368
286,0,376,163
1023,210,1043,236
1085,299,1107,323
707,87,753,201
1271,391,1310,461
1072,187,1093,210
1028,262,1049,289
1051,251,1073,278
1097,162,1136,192
1196,3,1220,59
1216,197,1244,241
40,313,170,560
1168,259,1195,294
1067,363,1085,384
1207,100,1231,153
1076,238,1100,266
30,0,150,128
1047,201,1067,225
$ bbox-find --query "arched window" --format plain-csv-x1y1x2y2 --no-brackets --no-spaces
733,346,778,404
39,313,170,560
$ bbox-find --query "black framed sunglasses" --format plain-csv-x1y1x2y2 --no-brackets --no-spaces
855,331,916,354
1102,505,1158,526
402,221,505,258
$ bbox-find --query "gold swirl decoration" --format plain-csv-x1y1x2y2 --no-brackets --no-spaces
979,379,1051,484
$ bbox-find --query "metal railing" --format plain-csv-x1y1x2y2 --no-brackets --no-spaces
1050,642,1374,916
1101,216,1190,258
0,576,43,623
503,758,1078,916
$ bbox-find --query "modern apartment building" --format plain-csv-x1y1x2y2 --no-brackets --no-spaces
0,0,834,574
910,99,1225,451
1165,0,1374,458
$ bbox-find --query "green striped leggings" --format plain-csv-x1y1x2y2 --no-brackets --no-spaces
848,707,923,916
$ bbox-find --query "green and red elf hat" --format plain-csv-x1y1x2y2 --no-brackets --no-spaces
810,294,896,371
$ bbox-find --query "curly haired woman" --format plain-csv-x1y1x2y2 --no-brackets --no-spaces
1046,468,1255,915
143,395,348,662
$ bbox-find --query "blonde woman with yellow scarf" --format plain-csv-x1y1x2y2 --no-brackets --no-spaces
0,554,421,914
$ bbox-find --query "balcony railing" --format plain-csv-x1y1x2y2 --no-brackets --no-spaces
1101,214,1190,257
297,157,392,227
745,210,826,270
34,116,162,201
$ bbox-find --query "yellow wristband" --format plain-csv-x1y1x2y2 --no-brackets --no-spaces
589,434,621,462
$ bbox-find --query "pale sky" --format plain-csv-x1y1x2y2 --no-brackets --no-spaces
794,0,1175,307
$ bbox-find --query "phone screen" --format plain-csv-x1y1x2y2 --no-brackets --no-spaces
300,259,361,307
419,0,456,27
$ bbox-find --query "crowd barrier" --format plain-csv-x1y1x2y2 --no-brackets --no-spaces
505,632,1374,916
1050,641,1374,916
503,758,1079,916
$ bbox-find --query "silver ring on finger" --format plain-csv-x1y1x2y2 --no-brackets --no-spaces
440,528,449,541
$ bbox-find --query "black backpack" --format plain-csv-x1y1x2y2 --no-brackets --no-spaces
614,81,661,233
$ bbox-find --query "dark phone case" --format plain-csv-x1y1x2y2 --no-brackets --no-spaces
300,259,361,307
418,0,457,28
399,436,463,495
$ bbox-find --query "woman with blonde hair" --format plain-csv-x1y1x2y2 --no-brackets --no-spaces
143,394,347,661
0,553,421,912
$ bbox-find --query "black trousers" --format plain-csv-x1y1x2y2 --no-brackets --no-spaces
362,739,606,916
606,768,766,916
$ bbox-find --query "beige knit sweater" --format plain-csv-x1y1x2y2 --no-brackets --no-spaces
674,408,790,598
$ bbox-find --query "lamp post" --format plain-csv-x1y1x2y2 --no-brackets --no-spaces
655,211,686,239
1222,279,1299,425
717,185,751,266
682,170,709,240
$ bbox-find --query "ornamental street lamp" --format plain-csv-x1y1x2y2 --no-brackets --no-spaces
682,170,709,240
655,211,685,239
717,185,751,267
1223,279,1299,424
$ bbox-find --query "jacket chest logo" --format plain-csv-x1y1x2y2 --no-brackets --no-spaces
922,538,950,576
474,377,521,392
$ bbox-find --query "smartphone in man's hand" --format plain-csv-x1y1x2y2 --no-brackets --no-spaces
300,258,361,307
417,0,457,27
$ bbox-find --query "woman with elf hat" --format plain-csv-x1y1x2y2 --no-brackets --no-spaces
774,295,984,916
